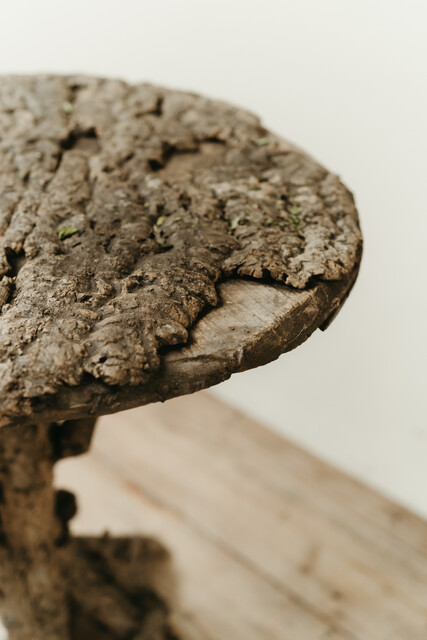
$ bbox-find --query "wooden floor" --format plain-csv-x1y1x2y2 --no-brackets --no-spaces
55,392,427,640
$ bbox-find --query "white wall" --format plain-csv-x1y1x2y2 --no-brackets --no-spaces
0,0,426,515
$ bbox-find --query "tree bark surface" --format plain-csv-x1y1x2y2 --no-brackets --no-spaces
0,423,70,639
0,419,174,640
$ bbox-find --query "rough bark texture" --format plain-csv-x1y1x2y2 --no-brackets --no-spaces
0,75,362,426
15,268,357,427
0,418,175,639
0,423,70,639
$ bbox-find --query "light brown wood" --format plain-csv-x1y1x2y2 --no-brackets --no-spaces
54,392,427,640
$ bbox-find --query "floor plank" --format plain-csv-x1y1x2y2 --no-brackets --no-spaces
55,392,427,640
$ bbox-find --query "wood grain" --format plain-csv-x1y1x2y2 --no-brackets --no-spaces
55,392,427,640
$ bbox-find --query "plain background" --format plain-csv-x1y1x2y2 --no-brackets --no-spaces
0,0,426,516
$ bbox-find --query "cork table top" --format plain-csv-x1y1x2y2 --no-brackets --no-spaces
0,75,362,426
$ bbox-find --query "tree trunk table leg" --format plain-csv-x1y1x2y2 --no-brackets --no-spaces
0,419,176,640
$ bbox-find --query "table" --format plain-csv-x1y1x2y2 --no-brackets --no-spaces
0,75,362,639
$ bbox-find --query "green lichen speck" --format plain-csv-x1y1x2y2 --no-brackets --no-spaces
62,101,74,115
57,226,78,240
255,136,277,147
231,216,241,231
